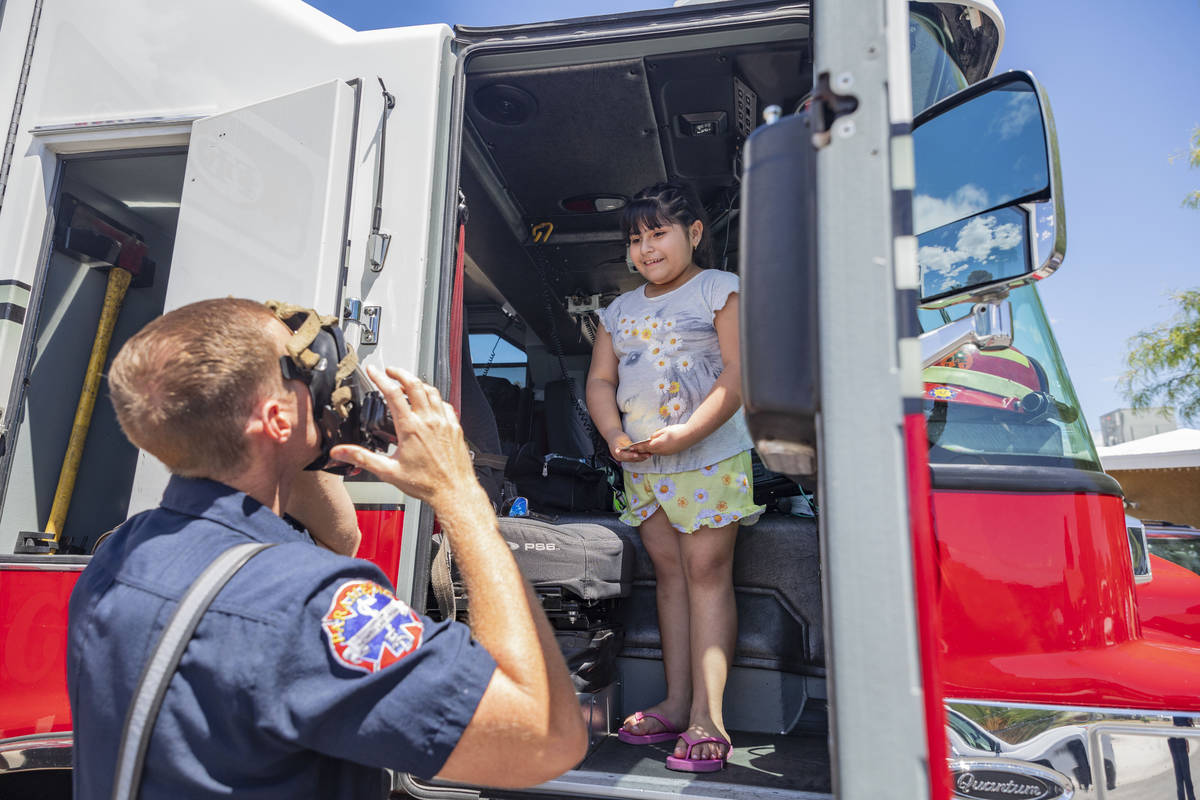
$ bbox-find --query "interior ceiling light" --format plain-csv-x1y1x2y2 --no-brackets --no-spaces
562,195,627,213
122,200,181,208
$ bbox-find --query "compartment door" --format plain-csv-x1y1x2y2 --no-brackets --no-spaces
165,79,357,314
127,80,358,513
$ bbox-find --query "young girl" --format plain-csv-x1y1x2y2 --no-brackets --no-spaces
586,182,764,773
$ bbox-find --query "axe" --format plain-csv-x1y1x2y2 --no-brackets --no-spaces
42,198,151,547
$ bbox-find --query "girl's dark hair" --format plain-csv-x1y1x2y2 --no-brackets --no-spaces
620,181,714,267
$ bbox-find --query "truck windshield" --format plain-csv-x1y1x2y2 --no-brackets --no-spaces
918,286,1102,471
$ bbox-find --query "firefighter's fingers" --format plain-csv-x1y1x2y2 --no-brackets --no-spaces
366,366,414,424
383,365,435,414
423,383,455,426
431,395,458,428
330,443,398,480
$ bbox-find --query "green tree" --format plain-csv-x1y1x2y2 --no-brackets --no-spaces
1173,125,1200,209
1121,289,1200,423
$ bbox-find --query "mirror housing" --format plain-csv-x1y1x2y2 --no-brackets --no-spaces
739,111,818,477
1125,515,1153,585
914,71,1065,307
920,301,1013,368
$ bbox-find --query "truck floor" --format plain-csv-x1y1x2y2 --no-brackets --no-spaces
534,729,833,799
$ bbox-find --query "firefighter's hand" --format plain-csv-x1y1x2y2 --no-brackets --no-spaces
330,366,480,508
638,425,695,456
608,432,650,463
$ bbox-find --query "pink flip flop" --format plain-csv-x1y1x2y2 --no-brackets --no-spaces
617,711,682,744
665,731,731,773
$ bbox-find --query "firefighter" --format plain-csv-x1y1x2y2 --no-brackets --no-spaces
67,298,586,798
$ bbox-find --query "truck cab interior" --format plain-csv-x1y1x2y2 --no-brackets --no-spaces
434,12,834,796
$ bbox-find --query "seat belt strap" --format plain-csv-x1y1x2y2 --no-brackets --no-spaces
448,208,467,413
465,438,509,472
430,526,456,622
111,541,275,800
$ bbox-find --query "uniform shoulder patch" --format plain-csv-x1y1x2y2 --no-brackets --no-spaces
321,580,424,674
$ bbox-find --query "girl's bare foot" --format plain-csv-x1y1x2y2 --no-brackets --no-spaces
673,716,730,761
621,701,688,736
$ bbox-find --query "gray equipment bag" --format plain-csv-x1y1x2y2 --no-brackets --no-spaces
110,541,275,800
498,517,632,601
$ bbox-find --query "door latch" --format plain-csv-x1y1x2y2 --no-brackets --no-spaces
809,71,859,149
343,298,381,345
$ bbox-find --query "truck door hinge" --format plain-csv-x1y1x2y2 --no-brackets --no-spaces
809,71,859,149
343,298,381,345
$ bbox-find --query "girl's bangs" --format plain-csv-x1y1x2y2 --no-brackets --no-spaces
622,200,672,238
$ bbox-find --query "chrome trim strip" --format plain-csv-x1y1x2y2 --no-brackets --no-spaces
947,700,1200,800
949,698,1200,721
0,734,73,774
0,557,88,571
30,115,202,135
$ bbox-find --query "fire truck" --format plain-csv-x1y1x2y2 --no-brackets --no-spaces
2,0,1199,798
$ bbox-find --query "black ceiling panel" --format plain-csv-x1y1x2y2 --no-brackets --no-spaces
467,59,668,226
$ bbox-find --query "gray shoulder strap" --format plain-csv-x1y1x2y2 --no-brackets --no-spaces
111,541,275,800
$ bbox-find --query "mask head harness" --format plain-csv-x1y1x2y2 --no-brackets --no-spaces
266,301,395,473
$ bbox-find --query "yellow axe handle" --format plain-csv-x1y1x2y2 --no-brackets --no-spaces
45,266,133,541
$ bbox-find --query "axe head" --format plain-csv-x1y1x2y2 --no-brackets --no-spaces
57,194,155,287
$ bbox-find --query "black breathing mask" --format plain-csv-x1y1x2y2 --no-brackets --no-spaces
267,301,396,474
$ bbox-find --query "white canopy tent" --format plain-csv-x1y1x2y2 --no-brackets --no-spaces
1096,429,1200,471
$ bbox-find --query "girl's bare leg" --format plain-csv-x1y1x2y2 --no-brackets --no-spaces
621,508,692,736
674,521,738,760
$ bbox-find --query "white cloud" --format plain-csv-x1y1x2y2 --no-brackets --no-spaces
995,93,1037,140
913,184,990,234
918,244,973,280
957,215,1022,261
920,214,1023,293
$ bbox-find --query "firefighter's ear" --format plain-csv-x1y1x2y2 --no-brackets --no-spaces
248,392,294,445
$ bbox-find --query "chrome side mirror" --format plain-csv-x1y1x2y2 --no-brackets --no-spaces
913,71,1065,307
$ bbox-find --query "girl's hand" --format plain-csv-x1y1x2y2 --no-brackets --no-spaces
608,432,650,463
638,424,696,456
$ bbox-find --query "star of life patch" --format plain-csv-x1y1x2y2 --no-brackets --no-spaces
322,580,424,674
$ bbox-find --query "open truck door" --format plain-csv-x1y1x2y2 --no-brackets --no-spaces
127,79,361,513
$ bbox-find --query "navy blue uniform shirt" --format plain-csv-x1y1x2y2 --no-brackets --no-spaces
67,476,496,799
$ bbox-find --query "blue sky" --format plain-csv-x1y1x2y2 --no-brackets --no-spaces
306,0,1200,431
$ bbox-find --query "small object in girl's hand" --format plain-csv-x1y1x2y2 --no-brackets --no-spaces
619,438,652,452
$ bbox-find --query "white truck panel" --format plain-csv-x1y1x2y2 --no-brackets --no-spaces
0,0,457,568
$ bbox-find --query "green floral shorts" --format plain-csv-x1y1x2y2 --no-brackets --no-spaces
620,450,766,533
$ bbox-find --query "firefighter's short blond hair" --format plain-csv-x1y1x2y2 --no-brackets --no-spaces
108,298,286,477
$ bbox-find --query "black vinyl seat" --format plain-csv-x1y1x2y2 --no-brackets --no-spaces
554,511,824,674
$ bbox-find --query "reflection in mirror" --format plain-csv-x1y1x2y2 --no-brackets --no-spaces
919,206,1030,301
914,80,1049,236
1032,201,1058,270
